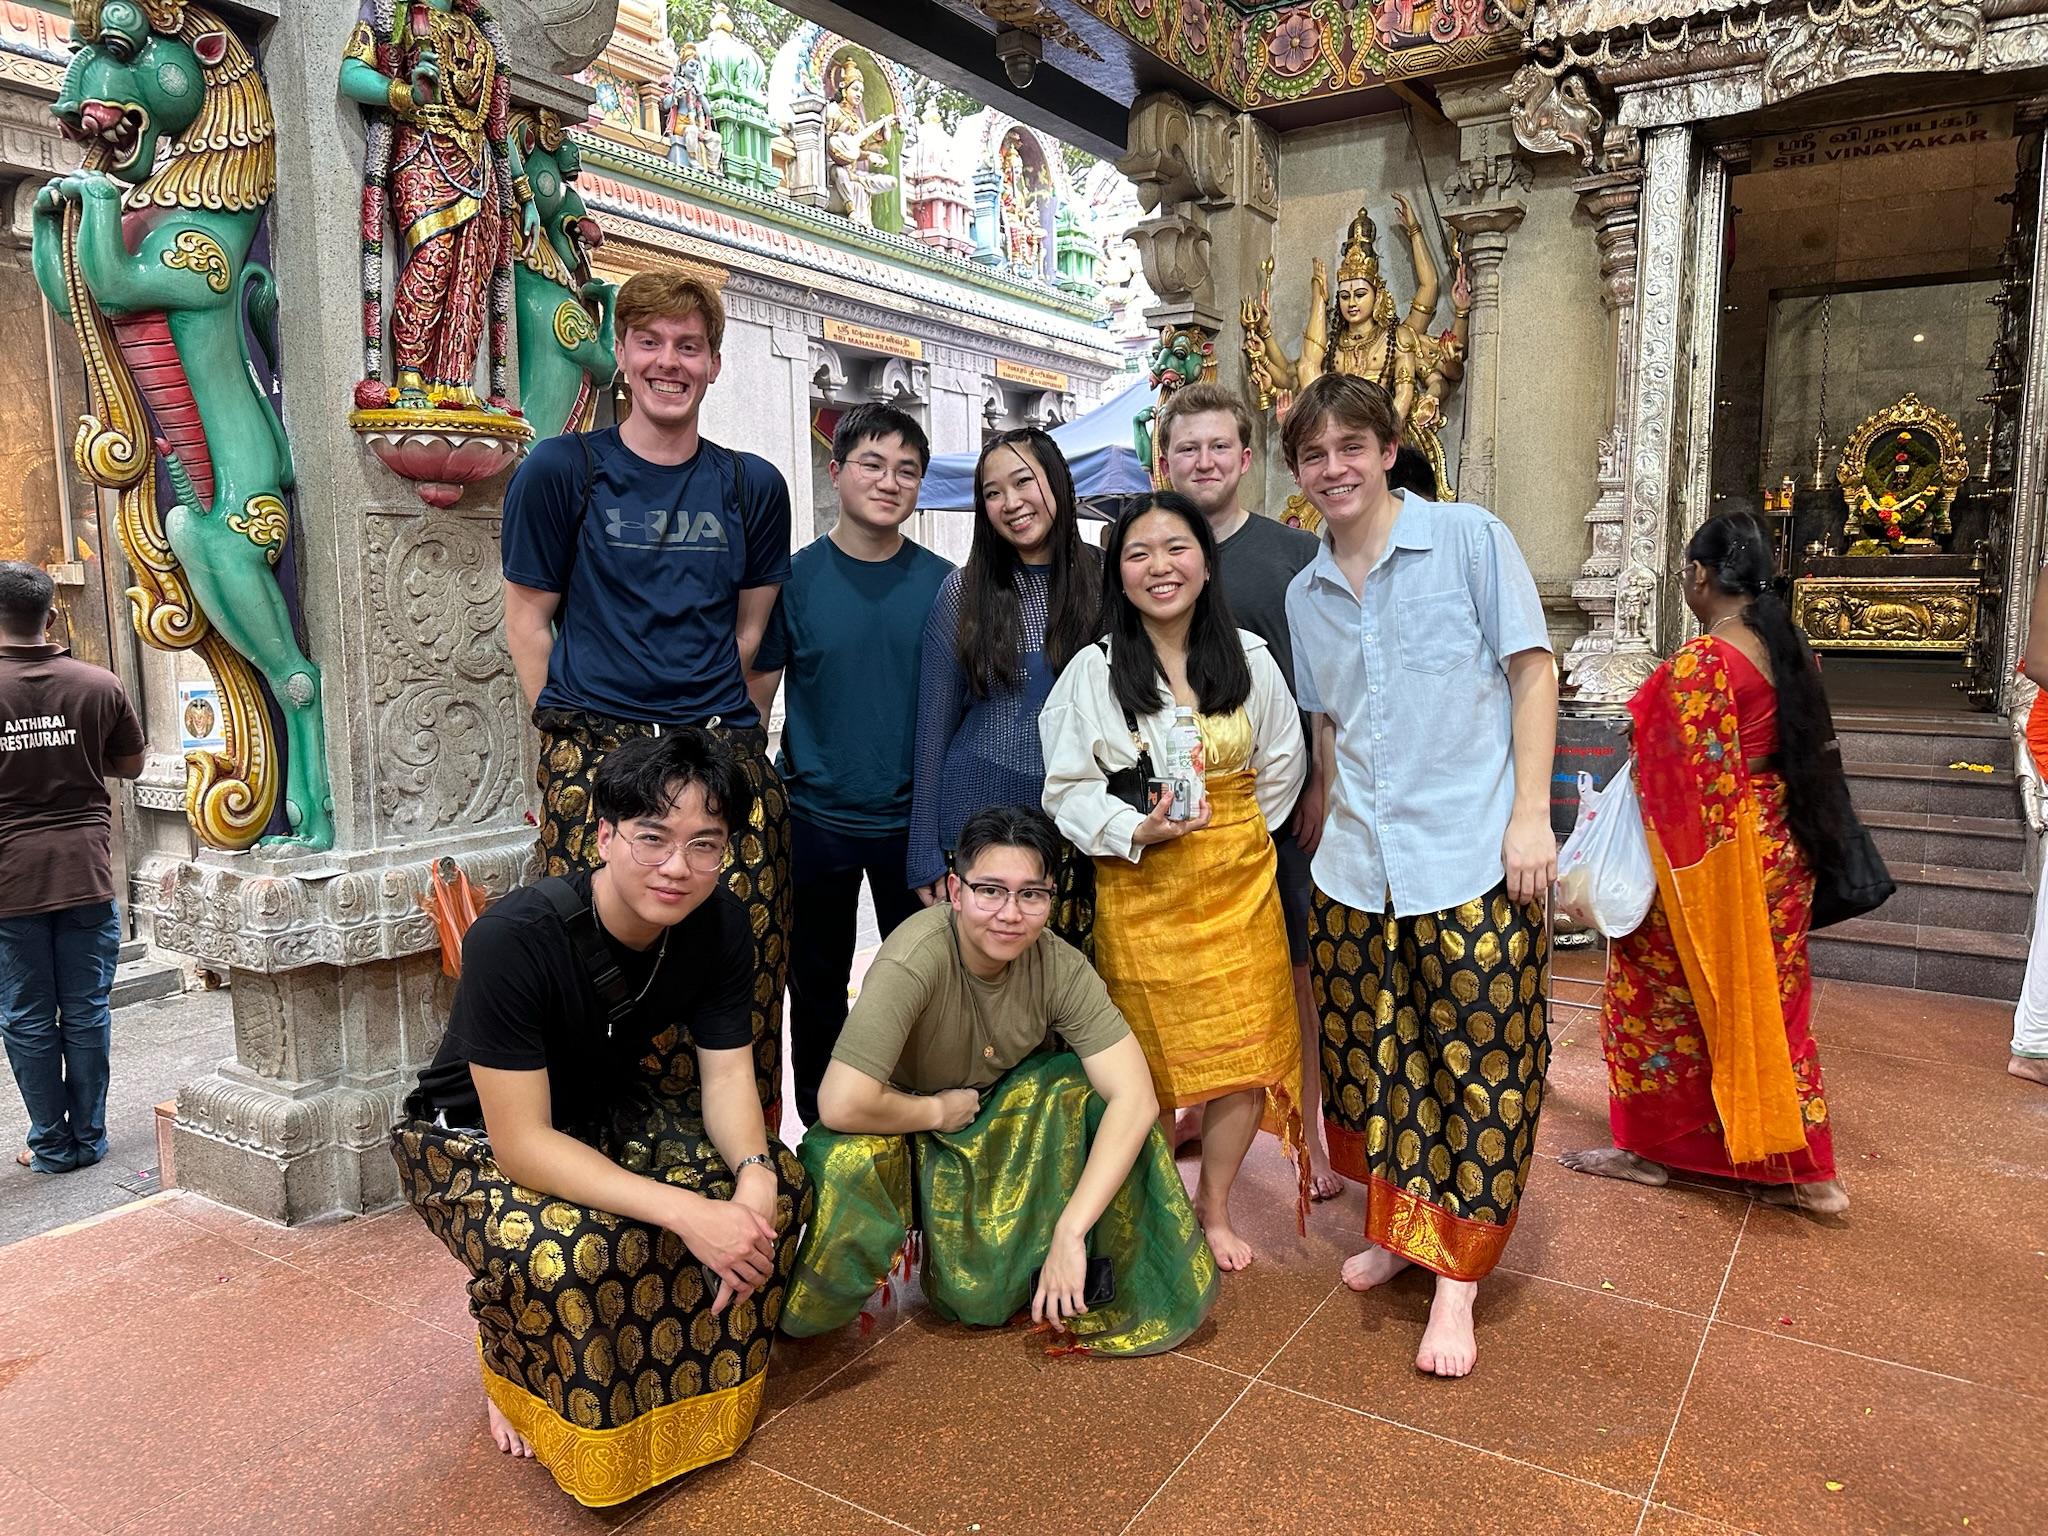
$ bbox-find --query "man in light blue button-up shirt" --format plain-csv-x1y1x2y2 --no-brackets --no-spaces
1281,373,1557,1384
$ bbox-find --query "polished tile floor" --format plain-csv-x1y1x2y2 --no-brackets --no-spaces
3,956,2043,1535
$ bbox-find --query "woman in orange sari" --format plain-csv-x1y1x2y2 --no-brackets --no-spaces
1561,512,1849,1213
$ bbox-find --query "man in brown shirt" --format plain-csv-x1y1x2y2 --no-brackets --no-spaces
783,806,1217,1354
0,563,144,1173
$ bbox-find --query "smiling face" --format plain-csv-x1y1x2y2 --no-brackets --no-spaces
1291,417,1398,531
830,430,925,535
1162,409,1250,520
1118,508,1207,627
948,843,1054,970
978,442,1056,561
620,310,721,434
592,779,729,933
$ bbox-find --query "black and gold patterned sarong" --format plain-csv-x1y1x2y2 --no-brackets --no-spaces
533,709,790,1114
1310,881,1549,1281
391,1099,812,1508
778,1051,1215,1355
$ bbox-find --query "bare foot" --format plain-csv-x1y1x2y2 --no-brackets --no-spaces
1171,1106,1204,1151
1755,1178,1850,1215
1340,1244,1409,1292
1306,1149,1344,1202
1199,1205,1256,1271
13,1149,28,1169
1415,1277,1478,1377
2010,1055,2048,1088
486,1396,534,1458
1557,1147,1669,1186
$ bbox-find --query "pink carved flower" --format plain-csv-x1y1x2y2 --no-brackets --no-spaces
1267,8,1320,76
1180,0,1210,54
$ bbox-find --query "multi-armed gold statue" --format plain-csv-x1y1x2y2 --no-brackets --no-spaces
1242,193,1469,496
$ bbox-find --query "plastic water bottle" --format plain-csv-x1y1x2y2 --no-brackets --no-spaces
1164,706,1202,821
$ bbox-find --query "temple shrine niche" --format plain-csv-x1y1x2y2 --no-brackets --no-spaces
769,28,912,232
1701,108,2024,712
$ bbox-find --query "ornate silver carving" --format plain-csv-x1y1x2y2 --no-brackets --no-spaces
1762,0,1984,104
1563,162,1647,701
1507,64,1606,168
364,514,526,841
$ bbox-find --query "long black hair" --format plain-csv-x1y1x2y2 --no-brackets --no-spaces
1686,512,1844,869
957,428,1098,698
1101,492,1251,719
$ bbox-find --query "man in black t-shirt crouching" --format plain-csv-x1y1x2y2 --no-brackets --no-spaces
395,731,810,1508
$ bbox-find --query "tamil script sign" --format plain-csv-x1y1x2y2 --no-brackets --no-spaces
995,358,1070,391
822,318,922,359
1754,105,2012,172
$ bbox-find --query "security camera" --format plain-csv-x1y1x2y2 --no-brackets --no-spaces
995,26,1041,90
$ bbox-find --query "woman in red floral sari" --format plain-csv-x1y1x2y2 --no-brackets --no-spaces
1562,513,1849,1213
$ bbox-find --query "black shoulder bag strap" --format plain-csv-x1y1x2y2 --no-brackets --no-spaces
535,875,637,1038
1098,638,1156,813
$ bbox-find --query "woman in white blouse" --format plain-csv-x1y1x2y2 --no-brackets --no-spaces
1040,492,1307,1272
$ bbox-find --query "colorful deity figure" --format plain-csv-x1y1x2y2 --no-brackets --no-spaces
31,0,334,850
1133,324,1216,483
663,44,723,175
340,0,534,411
823,57,895,228
1241,193,1465,495
999,138,1047,273
509,108,617,438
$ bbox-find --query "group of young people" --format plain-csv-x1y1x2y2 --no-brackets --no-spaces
391,268,1853,1511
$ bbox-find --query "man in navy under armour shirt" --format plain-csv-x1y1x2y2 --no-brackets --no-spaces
500,270,794,1120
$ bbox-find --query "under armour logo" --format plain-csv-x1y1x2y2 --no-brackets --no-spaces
602,506,731,550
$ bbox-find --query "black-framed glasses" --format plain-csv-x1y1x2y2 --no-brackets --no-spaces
623,831,729,873
960,879,1055,916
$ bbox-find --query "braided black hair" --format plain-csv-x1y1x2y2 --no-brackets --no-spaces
1685,512,1844,869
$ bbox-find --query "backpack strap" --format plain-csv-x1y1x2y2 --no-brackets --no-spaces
535,875,636,1038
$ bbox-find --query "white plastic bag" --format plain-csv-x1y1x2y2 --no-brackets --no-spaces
1554,762,1655,938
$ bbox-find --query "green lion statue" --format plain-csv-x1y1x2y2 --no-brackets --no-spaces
511,107,617,437
31,0,333,851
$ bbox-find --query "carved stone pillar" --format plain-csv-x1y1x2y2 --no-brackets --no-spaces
783,93,829,209
1561,160,1645,705
1608,123,1700,692
1117,94,1277,490
1442,203,1524,511
120,0,621,1225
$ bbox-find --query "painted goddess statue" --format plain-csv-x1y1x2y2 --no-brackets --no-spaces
1241,193,1468,489
340,0,536,409
824,59,896,228
999,139,1047,272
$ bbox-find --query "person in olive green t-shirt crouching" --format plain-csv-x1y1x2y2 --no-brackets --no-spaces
779,804,1217,1355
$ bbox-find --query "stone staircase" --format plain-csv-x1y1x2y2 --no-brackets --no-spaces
112,937,183,1010
1809,710,2035,1001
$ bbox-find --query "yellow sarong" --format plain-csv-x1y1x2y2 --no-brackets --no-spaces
1092,710,1303,1161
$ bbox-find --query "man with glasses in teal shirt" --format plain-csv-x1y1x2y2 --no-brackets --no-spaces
749,404,953,1127
781,805,1217,1355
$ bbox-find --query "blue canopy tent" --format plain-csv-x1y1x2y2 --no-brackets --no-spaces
917,371,1156,518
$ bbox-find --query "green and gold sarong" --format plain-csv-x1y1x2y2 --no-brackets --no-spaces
780,1051,1215,1356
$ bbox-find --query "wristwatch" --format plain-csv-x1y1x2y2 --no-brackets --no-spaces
734,1152,773,1176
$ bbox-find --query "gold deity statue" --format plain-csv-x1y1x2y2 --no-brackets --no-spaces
1242,193,1469,497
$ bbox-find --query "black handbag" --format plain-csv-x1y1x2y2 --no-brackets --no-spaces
1097,640,1157,815
1808,751,1895,931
